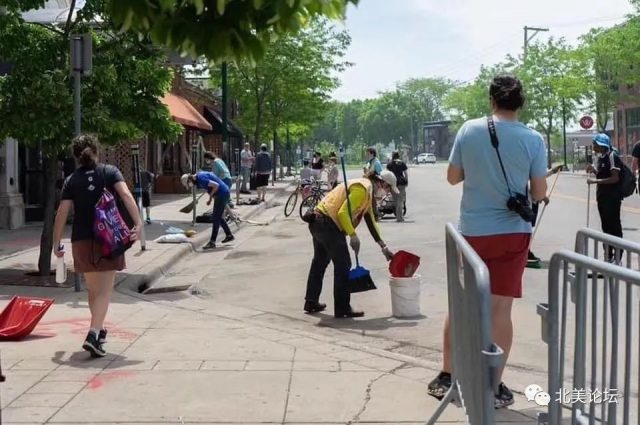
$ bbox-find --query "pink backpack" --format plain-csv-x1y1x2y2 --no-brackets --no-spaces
93,168,133,259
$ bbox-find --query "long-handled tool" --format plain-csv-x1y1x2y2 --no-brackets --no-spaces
340,147,376,293
586,183,592,228
527,171,561,269
180,192,205,214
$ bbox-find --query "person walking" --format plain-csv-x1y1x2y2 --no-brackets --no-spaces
427,74,548,408
181,171,234,250
386,151,408,222
53,135,142,358
255,144,272,202
240,142,254,194
303,170,397,318
134,168,155,224
363,147,383,175
587,133,624,262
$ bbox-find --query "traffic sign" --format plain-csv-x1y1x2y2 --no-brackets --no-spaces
579,116,594,130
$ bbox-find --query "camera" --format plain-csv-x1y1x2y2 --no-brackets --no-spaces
507,193,535,223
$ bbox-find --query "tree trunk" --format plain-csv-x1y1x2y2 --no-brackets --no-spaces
38,155,59,276
285,127,292,177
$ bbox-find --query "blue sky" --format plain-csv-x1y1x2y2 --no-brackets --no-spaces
333,0,635,101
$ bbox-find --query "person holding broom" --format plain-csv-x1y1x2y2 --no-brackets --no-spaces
303,169,397,318
181,171,234,250
527,164,563,267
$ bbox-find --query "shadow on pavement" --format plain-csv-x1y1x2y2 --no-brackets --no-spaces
315,314,421,331
51,350,144,369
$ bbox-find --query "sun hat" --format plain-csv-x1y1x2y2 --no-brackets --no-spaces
379,170,399,194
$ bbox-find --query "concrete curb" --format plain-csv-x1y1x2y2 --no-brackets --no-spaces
117,182,294,293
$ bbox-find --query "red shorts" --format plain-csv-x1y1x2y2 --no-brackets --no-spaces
464,233,530,298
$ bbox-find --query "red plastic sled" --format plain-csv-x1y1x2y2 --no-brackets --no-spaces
0,296,54,340
389,250,421,278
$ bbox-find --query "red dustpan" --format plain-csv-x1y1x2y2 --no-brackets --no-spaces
389,250,421,278
0,296,54,340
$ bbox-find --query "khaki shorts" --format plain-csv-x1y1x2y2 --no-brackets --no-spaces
72,240,126,273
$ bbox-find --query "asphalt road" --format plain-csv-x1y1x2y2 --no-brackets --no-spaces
171,163,640,393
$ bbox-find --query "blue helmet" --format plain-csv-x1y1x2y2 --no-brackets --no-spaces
593,133,611,149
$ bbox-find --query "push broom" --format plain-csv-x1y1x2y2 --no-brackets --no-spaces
179,192,205,214
340,147,376,293
526,170,561,269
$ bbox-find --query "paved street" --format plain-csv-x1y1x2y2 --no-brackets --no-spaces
2,164,639,424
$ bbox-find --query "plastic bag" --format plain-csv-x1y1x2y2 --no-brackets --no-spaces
165,226,186,234
154,234,191,244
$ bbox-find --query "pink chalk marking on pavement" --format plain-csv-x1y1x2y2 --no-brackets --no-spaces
37,318,138,340
87,370,136,390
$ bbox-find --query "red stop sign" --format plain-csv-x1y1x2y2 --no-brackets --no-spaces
580,116,594,129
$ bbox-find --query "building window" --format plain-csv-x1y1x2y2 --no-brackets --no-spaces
626,107,640,128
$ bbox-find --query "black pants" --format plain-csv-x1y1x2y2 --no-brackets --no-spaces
597,194,623,261
305,215,351,313
210,194,232,243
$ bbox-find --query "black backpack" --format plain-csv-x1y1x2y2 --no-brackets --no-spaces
616,153,637,198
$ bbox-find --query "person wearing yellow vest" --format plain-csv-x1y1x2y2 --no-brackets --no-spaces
304,170,398,318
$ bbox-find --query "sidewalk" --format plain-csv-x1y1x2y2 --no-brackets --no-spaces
0,283,541,424
0,179,294,291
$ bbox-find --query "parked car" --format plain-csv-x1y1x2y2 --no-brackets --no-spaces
417,153,436,164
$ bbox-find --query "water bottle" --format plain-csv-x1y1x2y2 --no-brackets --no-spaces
55,244,67,284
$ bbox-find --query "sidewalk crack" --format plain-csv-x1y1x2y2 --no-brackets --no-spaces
346,363,405,424
281,347,296,424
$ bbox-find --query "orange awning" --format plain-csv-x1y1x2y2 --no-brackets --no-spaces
161,93,212,131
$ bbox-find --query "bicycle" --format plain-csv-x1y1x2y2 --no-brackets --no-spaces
299,180,329,220
284,178,314,217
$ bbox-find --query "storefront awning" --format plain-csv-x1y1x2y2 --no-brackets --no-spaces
161,93,212,132
203,107,244,137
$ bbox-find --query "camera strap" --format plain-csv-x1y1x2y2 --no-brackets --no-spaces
487,117,514,197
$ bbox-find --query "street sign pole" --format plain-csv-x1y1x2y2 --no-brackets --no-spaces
70,34,92,292
131,144,146,251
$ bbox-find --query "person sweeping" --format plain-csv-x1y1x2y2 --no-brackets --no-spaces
303,169,397,318
181,171,234,250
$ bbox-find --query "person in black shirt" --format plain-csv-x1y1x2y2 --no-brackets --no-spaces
311,151,324,180
587,133,623,262
53,135,142,358
386,151,408,222
631,140,640,177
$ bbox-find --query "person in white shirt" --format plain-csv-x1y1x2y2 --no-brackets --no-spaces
240,142,254,194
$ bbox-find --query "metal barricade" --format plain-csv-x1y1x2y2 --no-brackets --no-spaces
426,223,504,425
538,249,640,425
575,227,640,269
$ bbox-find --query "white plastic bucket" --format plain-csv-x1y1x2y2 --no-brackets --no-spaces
389,275,421,318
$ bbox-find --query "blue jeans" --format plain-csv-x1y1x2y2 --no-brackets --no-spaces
210,194,232,244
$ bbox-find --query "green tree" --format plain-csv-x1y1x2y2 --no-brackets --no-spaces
0,0,180,275
107,0,358,62
222,20,350,146
520,38,585,167
578,18,640,131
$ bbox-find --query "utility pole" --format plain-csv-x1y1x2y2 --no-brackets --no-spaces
221,62,230,170
523,26,549,59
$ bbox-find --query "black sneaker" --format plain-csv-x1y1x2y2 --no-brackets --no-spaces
528,251,541,263
202,241,217,250
427,371,452,401
494,382,514,409
145,218,152,225
98,328,108,344
82,331,106,358
221,235,235,244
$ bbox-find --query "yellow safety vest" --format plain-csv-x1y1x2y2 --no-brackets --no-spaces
318,178,373,231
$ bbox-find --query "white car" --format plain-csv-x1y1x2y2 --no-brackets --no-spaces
417,153,436,164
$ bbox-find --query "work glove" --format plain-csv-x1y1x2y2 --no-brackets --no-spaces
382,246,394,261
349,235,360,256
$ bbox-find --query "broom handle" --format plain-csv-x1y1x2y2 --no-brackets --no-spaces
340,147,359,267
529,170,560,247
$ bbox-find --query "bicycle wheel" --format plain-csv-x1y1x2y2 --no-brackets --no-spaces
299,194,320,220
284,190,298,217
